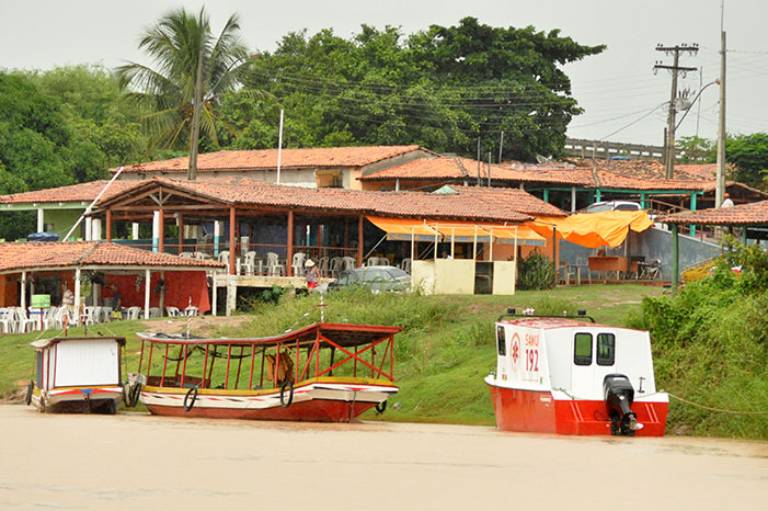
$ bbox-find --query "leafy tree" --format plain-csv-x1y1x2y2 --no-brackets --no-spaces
726,133,768,188
677,136,716,163
230,18,604,160
117,7,249,179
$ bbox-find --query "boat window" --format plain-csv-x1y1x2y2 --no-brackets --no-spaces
496,326,506,356
597,333,616,366
574,333,593,365
35,352,44,387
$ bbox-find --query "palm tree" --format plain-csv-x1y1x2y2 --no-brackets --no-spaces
118,7,249,180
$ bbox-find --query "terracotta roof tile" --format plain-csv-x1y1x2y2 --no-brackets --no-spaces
0,241,223,274
99,178,534,224
659,200,768,225
118,146,423,174
445,185,567,217
0,181,138,205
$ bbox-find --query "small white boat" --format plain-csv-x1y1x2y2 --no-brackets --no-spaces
27,336,126,414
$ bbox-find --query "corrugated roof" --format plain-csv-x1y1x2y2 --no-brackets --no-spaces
0,241,224,274
659,200,768,226
117,145,423,174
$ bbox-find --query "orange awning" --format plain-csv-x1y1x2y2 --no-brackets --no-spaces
529,211,653,249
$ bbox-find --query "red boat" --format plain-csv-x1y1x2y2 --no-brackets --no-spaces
128,323,400,423
485,309,669,436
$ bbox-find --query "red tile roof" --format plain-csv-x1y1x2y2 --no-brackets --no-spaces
117,146,423,174
98,178,534,224
442,185,567,217
359,156,753,194
0,241,223,274
0,181,138,205
659,200,768,226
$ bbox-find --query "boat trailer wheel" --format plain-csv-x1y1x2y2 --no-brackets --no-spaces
375,400,387,415
183,385,199,412
25,381,33,406
126,383,142,408
280,381,294,407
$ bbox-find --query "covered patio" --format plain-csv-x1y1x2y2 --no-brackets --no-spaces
660,200,768,288
0,241,223,332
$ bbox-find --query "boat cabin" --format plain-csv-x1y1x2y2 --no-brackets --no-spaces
28,336,126,413
486,311,668,436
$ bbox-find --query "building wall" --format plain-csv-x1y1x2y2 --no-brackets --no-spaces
44,209,84,240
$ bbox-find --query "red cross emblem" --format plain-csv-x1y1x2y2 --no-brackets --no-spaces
511,334,520,365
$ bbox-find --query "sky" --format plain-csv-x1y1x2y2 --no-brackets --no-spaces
1,0,766,147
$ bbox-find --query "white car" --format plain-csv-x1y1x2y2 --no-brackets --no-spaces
584,201,642,213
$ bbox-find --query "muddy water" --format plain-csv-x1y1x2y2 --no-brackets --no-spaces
0,405,765,510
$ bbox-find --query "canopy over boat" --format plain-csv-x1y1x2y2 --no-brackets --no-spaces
137,322,402,348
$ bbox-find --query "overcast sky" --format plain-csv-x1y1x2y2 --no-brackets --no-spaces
1,0,765,146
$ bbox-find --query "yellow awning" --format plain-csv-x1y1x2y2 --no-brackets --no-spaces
366,217,544,243
529,211,653,249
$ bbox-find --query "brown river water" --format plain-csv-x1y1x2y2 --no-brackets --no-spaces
0,405,766,510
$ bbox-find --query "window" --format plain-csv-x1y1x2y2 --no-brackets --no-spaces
596,333,616,366
574,333,593,365
496,326,506,356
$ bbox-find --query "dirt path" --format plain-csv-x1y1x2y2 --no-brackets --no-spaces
0,405,766,510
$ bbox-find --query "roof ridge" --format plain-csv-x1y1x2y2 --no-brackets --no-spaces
74,241,102,266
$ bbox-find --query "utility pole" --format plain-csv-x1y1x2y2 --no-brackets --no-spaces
276,108,284,184
487,151,492,187
696,67,703,137
498,131,504,163
476,138,482,186
715,15,727,207
654,43,698,178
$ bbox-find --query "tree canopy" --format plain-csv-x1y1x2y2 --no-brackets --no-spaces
222,18,605,161
117,7,249,179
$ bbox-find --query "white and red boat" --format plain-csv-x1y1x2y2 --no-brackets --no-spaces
128,323,400,422
485,309,669,436
27,336,126,414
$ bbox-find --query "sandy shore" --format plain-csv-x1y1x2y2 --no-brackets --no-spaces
0,405,766,511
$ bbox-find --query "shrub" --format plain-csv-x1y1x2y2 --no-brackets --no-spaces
518,251,555,290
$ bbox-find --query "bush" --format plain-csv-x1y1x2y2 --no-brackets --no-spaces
518,251,555,290
639,241,768,439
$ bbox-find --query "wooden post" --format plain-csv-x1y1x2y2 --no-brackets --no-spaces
105,209,112,241
178,213,184,253
228,207,236,275
671,224,679,290
144,269,151,319
287,210,295,276
356,215,364,268
158,209,165,253
74,268,81,324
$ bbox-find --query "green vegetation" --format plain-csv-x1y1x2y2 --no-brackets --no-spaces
633,240,768,439
678,133,768,189
0,285,655,428
517,251,556,290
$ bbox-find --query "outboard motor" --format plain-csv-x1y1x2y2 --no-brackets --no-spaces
603,374,644,436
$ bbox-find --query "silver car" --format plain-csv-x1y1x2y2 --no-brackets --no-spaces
330,266,411,293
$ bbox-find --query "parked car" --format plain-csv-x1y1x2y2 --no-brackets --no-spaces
329,266,411,293
584,200,642,213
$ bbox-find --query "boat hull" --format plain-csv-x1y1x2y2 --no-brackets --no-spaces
32,386,123,414
140,379,398,423
488,384,668,436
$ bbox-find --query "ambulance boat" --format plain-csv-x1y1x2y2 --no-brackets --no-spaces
485,309,669,436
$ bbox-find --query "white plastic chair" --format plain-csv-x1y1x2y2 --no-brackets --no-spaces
243,251,259,276
184,306,199,317
367,257,379,267
292,252,307,276
0,308,14,333
318,257,329,278
218,251,230,274
166,306,180,317
330,257,344,278
13,307,37,333
342,256,356,272
401,258,412,274
82,306,98,326
126,306,141,320
266,252,285,276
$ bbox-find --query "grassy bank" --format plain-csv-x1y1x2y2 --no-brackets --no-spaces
0,285,656,426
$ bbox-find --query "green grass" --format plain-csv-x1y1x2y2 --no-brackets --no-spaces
0,285,659,428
